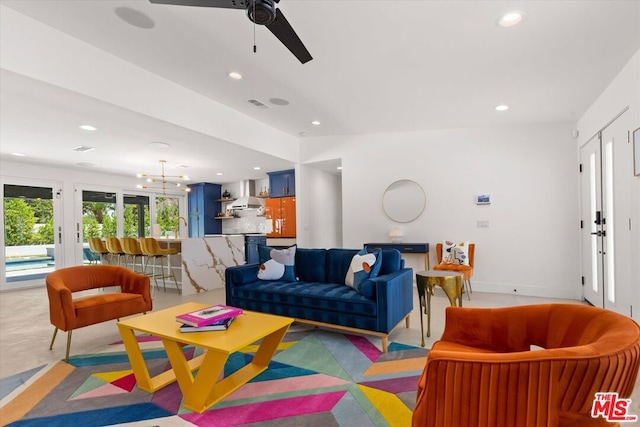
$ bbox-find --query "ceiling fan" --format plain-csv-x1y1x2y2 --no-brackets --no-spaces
149,0,313,64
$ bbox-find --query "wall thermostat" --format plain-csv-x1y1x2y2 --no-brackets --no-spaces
476,194,491,205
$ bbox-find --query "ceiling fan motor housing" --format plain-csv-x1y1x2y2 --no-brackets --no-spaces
246,0,277,25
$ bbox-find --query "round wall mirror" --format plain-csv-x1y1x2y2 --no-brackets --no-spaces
382,179,426,223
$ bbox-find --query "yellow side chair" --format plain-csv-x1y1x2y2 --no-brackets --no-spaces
119,237,144,273
433,242,475,300
105,237,126,266
88,238,110,264
139,237,179,292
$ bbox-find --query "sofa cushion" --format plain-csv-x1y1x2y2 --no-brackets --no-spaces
345,249,382,297
326,249,360,285
295,248,327,282
372,248,402,275
257,244,296,282
231,280,377,317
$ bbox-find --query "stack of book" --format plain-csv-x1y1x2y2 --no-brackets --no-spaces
176,304,243,333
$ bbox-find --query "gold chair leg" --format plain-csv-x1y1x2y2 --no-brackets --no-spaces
65,330,73,363
49,327,58,350
167,254,179,291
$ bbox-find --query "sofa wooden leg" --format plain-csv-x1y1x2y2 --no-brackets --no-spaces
381,336,388,353
49,327,58,350
405,315,410,328
65,330,73,363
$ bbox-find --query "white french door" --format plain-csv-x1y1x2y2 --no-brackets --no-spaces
1,178,64,290
580,112,633,315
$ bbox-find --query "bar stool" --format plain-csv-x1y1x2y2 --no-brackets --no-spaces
139,237,179,292
88,238,110,264
105,237,126,266
119,237,144,273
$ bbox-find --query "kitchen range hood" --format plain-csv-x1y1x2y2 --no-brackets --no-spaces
229,180,262,210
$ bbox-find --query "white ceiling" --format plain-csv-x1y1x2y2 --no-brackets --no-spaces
1,0,639,184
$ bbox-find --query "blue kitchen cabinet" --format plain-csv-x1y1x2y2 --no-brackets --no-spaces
267,169,295,197
245,235,266,264
188,183,222,237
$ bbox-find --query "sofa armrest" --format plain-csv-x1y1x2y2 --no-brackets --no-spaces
413,355,559,426
372,268,413,333
226,263,260,285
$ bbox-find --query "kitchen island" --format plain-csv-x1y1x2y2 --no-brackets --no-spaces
179,235,245,295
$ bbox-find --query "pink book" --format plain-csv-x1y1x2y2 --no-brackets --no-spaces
176,304,243,328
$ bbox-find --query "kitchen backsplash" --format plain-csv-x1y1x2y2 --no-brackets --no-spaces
221,207,271,234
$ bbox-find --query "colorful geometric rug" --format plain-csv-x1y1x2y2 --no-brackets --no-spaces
0,330,427,426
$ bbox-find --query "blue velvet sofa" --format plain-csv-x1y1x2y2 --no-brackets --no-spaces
225,247,413,352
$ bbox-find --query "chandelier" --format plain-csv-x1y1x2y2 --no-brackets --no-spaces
136,160,191,196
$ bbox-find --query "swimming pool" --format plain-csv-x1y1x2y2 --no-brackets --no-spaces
5,257,55,272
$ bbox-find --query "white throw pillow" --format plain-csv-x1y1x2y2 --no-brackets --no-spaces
441,240,470,265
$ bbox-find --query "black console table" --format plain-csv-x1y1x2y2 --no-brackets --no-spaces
364,243,430,270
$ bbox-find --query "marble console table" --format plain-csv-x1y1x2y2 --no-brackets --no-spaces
180,235,245,296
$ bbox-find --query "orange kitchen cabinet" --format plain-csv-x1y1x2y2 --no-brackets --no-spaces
265,196,296,238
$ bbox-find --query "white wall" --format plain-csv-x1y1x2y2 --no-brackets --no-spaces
576,50,640,316
295,164,342,248
301,123,581,299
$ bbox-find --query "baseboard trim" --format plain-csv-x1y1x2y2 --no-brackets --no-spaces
471,281,583,300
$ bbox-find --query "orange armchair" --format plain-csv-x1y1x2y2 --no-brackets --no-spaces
412,304,640,427
46,265,152,362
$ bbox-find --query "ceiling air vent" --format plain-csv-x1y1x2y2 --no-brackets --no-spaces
73,145,95,153
247,99,271,109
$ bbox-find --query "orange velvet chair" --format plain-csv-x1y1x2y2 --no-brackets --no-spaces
433,242,474,299
46,265,152,362
412,304,640,427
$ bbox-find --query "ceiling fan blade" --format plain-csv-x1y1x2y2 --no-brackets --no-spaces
266,8,312,64
149,0,246,9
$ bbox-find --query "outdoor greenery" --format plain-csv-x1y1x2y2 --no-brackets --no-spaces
4,198,53,245
5,196,181,246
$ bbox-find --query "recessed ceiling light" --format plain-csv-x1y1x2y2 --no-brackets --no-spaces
79,124,97,131
311,120,321,126
253,166,261,170
337,166,343,170
495,105,510,111
11,152,25,157
149,141,171,149
115,7,155,29
216,172,223,176
228,71,242,80
498,11,527,28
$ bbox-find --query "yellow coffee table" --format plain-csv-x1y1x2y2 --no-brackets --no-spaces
117,302,292,413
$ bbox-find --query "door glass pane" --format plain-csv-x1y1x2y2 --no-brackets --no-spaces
589,153,598,293
124,194,150,238
156,196,179,238
82,191,117,239
82,190,116,263
4,184,55,281
604,141,615,303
